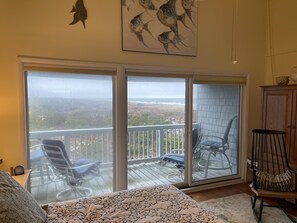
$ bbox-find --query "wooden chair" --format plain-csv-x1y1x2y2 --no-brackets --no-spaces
250,129,297,223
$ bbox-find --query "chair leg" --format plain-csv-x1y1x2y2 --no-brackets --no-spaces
251,196,297,223
284,211,297,223
251,195,258,209
250,196,263,223
222,153,233,174
204,151,214,178
219,153,224,168
56,186,92,201
258,197,264,223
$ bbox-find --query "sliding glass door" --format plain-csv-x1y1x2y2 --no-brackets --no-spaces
192,84,240,183
23,61,245,204
127,76,187,188
26,71,114,203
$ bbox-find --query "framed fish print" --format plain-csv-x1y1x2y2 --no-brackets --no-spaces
121,0,197,56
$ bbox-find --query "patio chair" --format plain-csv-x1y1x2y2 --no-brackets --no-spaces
160,128,200,178
30,144,58,185
198,115,237,178
42,139,101,201
250,129,297,223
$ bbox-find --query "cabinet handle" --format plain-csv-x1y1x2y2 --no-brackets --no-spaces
293,125,296,129
288,125,292,129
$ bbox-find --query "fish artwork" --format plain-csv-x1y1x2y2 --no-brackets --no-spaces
129,12,155,48
158,31,181,53
69,0,88,29
181,0,195,23
157,0,188,39
122,0,197,56
139,0,157,11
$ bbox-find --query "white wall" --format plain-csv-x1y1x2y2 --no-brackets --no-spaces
265,0,297,84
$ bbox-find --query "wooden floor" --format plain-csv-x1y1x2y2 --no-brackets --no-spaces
189,182,297,217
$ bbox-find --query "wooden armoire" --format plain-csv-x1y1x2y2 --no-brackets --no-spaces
261,85,297,169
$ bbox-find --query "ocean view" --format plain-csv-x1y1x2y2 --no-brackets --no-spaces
129,98,185,105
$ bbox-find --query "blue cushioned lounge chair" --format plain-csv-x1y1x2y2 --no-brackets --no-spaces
160,129,200,176
42,139,101,201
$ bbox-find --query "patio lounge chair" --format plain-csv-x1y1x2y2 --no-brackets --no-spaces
198,115,237,178
42,139,101,201
160,128,200,177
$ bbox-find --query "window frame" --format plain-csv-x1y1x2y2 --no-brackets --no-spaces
19,57,249,194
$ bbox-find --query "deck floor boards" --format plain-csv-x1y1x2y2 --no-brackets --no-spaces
30,161,235,204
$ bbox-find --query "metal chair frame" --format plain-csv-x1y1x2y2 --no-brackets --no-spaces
42,140,100,201
198,115,237,178
250,129,297,223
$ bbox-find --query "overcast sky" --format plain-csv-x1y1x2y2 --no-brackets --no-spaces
28,72,186,99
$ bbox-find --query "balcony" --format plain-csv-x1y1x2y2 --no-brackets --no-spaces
29,123,235,204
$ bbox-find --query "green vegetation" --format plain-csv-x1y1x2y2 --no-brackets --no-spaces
29,98,186,161
29,98,184,131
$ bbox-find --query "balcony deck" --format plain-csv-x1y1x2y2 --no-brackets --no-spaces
30,160,233,204
29,124,237,204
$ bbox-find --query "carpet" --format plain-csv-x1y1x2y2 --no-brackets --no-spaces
199,193,294,223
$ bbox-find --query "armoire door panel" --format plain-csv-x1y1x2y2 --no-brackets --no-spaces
261,86,295,168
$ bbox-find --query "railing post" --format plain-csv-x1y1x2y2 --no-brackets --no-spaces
159,128,164,158
64,135,71,157
29,124,197,164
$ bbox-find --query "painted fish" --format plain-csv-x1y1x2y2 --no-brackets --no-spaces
139,0,157,10
158,31,180,53
69,0,87,29
157,0,187,36
129,12,154,47
182,0,195,23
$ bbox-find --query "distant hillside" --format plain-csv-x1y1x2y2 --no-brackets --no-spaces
29,98,185,131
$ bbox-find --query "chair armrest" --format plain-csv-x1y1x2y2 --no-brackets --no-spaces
30,144,43,148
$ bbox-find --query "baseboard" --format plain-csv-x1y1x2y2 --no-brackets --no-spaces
182,178,245,194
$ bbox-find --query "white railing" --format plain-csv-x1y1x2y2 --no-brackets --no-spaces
30,123,199,165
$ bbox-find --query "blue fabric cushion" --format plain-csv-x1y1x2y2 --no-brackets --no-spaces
201,140,222,149
72,159,100,178
0,170,47,223
161,154,184,165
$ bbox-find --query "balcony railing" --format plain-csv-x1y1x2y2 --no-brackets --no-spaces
29,124,199,165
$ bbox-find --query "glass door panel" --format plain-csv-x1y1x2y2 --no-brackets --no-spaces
127,76,186,189
192,84,240,183
26,71,113,203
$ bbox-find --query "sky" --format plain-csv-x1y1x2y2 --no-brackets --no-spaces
28,72,186,99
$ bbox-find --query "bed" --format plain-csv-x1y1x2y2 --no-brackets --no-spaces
0,170,223,223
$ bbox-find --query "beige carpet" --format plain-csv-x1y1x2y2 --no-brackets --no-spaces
199,193,295,223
